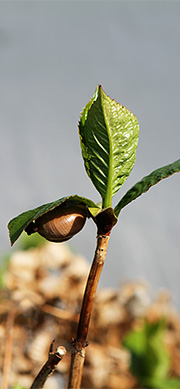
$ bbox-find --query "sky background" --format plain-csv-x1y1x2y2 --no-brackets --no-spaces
1,2,180,308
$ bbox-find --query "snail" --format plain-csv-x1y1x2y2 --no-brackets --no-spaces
25,205,87,242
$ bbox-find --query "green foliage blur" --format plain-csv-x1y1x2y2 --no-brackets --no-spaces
18,231,46,250
123,320,180,389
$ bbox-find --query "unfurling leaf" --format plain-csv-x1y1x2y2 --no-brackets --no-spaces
79,85,139,208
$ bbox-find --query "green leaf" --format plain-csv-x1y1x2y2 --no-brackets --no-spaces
8,195,99,246
79,85,139,208
114,159,180,217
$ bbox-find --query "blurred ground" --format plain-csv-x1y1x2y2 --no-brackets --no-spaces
1,241,180,389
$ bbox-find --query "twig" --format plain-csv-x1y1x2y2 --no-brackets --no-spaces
30,340,66,389
41,304,78,322
68,233,110,388
2,304,16,389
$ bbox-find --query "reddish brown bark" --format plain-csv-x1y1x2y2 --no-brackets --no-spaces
68,234,110,389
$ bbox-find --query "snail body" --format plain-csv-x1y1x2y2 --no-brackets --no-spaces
26,205,87,243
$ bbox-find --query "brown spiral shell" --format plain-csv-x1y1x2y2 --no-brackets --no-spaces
34,205,87,242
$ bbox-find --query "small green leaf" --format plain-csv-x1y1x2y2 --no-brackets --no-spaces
79,85,139,208
114,159,180,217
8,195,99,246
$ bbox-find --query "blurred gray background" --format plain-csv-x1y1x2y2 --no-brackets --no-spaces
1,2,180,307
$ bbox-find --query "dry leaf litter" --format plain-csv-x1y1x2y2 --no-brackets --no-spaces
0,241,180,388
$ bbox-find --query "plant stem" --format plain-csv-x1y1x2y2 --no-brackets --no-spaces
30,341,66,389
67,233,110,389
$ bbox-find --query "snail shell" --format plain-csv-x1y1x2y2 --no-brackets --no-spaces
34,205,87,242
